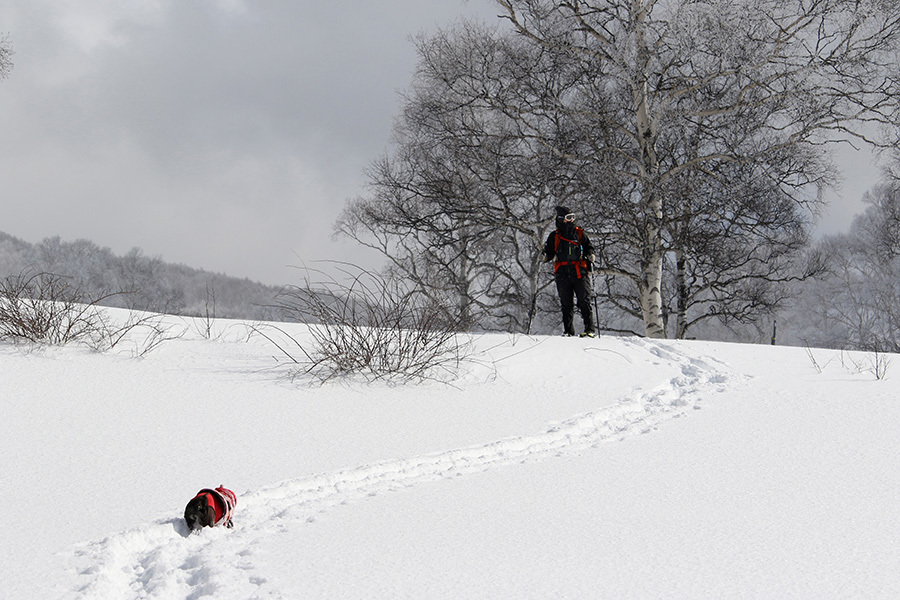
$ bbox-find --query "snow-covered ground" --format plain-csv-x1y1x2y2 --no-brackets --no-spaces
1,315,898,599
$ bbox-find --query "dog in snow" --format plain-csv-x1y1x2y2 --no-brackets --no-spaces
184,486,237,531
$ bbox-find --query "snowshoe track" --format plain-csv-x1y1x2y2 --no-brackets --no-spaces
63,340,729,599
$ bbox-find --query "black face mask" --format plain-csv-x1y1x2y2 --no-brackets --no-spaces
557,219,576,236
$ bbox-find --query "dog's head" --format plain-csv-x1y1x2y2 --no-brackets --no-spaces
184,494,216,531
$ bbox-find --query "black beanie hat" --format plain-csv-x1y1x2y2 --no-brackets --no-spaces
555,206,572,218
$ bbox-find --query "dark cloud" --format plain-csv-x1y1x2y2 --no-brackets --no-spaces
0,0,500,285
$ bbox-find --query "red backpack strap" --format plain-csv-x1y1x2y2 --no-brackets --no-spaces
555,226,583,247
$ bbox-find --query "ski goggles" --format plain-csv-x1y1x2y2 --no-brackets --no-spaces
563,213,576,222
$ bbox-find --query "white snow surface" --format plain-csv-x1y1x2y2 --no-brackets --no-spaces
1,316,899,599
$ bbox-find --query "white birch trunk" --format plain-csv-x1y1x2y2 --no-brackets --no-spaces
639,214,666,338
631,0,666,338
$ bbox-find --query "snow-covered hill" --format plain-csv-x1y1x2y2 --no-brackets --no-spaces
1,318,898,599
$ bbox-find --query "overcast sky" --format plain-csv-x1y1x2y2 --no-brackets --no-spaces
0,0,884,286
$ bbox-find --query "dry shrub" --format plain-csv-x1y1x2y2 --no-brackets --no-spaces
0,270,179,354
258,264,469,383
0,271,120,346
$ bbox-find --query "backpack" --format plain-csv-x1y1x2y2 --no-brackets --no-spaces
554,228,583,263
554,227,588,278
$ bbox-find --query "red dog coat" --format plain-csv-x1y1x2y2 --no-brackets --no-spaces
192,486,237,528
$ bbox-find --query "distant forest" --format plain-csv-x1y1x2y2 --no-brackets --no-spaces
0,231,285,321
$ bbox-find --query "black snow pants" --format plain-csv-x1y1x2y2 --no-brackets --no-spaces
555,266,595,336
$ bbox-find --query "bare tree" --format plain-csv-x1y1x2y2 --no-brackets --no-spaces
795,180,900,351
663,158,824,339
340,2,899,338
338,23,579,333
493,0,900,337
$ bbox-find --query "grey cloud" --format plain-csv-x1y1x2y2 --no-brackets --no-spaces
0,0,500,284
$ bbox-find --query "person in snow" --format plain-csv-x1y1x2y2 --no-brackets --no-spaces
543,206,597,337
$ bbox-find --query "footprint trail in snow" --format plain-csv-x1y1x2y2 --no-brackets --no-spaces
63,339,730,599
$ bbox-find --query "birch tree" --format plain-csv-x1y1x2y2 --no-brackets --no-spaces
494,0,900,337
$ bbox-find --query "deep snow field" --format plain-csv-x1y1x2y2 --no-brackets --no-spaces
1,314,899,599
